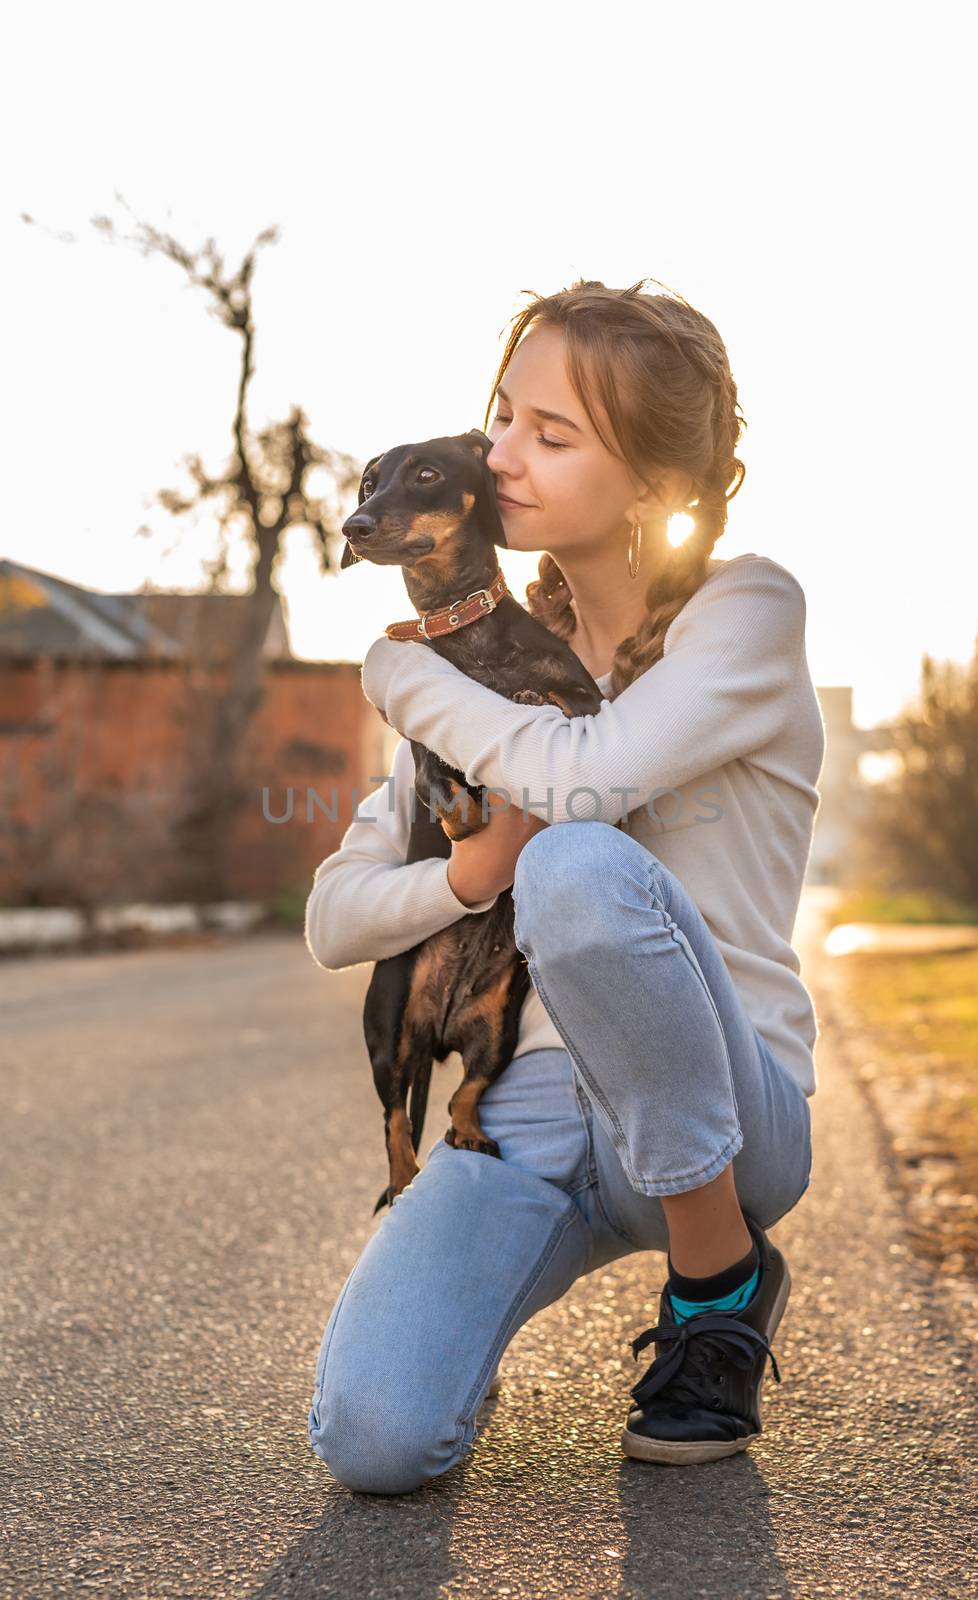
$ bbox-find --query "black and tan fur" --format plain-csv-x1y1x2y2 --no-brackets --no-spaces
340,429,604,1213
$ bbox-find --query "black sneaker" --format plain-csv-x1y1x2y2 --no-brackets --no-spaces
621,1210,790,1465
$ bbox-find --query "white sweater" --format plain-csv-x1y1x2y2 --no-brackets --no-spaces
305,553,826,1097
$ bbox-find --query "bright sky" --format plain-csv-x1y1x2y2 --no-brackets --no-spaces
2,1,975,731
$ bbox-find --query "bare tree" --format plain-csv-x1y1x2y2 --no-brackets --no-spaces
850,632,978,910
23,196,363,900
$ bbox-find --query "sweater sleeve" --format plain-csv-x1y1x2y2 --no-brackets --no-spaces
360,558,806,827
304,735,499,971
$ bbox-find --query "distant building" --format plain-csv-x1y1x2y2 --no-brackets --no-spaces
0,559,380,907
0,559,292,663
809,685,895,885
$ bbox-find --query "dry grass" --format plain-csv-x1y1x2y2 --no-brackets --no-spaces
828,888,978,927
831,947,978,1279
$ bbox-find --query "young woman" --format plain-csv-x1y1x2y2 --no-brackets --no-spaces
305,278,825,1491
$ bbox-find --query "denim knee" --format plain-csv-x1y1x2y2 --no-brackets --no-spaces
513,821,636,956
309,1383,468,1496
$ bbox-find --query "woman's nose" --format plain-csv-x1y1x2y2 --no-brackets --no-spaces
487,435,520,480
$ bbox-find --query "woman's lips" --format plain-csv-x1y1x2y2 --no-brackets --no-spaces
498,494,531,509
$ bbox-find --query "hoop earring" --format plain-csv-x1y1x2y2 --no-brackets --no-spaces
627,521,642,580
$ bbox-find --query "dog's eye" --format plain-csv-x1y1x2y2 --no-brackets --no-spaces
417,469,440,484
362,479,374,497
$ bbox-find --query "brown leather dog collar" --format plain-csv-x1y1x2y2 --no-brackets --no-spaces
384,568,510,641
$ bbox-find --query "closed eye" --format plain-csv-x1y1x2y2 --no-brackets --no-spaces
492,412,569,450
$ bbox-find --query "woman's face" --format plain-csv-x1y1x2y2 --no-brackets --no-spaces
485,323,653,558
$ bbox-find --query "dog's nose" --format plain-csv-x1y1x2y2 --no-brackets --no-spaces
342,512,376,537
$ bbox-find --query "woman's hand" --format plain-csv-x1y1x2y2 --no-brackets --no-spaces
447,790,549,907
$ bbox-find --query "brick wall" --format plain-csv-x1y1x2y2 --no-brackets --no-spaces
0,656,388,905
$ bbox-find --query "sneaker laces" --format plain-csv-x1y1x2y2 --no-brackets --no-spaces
630,1311,782,1409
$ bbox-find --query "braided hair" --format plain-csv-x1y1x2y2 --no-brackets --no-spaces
483,277,747,700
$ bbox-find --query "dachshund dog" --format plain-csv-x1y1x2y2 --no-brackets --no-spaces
340,428,605,1214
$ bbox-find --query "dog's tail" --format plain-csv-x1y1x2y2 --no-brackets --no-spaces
371,1060,435,1216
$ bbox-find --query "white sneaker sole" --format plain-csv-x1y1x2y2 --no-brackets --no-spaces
621,1257,792,1466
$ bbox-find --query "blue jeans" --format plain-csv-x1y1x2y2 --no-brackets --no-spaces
308,822,813,1494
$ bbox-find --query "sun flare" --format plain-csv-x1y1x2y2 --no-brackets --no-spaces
667,512,696,547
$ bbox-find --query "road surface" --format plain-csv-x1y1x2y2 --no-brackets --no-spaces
2,891,976,1598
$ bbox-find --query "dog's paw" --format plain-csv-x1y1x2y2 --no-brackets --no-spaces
444,1127,502,1159
433,777,485,840
512,689,546,705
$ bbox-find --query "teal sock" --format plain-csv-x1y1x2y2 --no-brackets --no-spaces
666,1239,760,1324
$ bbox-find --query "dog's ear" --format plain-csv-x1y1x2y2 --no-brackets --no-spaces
462,428,493,460
460,430,508,549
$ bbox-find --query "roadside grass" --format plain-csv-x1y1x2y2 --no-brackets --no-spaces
835,946,978,1278
827,888,978,928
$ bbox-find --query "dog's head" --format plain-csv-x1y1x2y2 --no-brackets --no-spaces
340,429,507,572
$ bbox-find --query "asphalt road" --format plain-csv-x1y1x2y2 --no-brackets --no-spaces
2,892,977,1599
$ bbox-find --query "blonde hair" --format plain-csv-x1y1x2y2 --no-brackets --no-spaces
483,277,746,698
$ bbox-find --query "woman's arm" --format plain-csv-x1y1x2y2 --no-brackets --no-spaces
360,557,807,827
304,736,499,971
